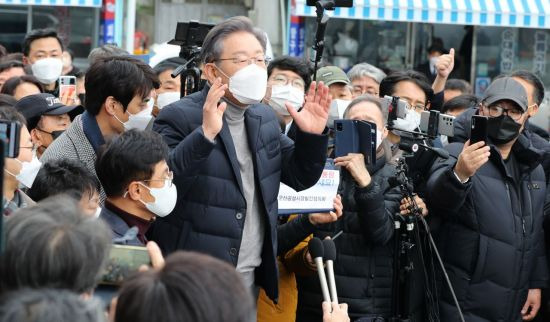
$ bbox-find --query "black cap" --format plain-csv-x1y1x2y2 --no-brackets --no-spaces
482,77,528,111
14,93,77,130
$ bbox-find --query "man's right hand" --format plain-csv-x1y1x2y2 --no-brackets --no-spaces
322,302,350,322
202,77,228,141
334,153,371,188
454,140,490,182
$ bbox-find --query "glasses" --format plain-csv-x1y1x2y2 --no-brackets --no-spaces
215,55,271,67
142,171,174,187
483,104,524,121
352,86,378,96
271,74,305,90
400,98,427,113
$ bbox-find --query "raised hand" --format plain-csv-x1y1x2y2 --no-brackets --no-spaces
287,81,331,135
400,195,429,216
436,48,455,79
454,140,491,182
202,77,228,141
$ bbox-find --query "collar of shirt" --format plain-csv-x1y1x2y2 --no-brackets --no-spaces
104,200,153,244
82,111,106,154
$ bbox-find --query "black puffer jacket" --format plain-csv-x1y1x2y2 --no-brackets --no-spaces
427,135,548,321
296,155,424,321
150,86,328,301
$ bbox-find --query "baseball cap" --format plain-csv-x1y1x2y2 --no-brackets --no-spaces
14,93,77,130
315,66,350,86
482,77,528,111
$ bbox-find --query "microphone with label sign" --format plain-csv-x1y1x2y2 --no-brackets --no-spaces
322,238,338,304
308,237,331,303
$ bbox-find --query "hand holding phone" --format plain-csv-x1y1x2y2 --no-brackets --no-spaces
470,115,488,144
59,76,77,106
100,244,151,286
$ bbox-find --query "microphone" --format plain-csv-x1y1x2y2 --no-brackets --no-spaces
308,237,331,303
322,238,338,304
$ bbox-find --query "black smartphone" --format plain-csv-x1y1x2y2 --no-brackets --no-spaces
0,120,20,158
334,119,375,164
470,115,488,144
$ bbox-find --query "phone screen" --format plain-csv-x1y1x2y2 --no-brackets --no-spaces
100,245,150,286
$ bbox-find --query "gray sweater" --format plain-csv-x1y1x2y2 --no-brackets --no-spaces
224,101,265,289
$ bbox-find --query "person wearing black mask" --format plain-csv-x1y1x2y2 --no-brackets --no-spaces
15,93,76,158
426,77,548,321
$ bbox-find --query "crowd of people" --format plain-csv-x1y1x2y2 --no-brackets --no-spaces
0,14,549,322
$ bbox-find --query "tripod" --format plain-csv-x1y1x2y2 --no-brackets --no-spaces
171,47,202,98
389,158,465,322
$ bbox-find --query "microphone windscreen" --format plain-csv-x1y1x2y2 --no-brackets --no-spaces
322,239,336,261
308,237,324,259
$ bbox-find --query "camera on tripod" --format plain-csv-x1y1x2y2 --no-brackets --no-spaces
169,21,214,97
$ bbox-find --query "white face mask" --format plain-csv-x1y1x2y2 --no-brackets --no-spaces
429,56,439,73
156,92,180,109
114,104,153,131
139,179,178,217
268,85,304,116
31,57,63,84
6,155,42,188
392,108,421,132
376,130,383,149
218,64,267,105
328,99,351,127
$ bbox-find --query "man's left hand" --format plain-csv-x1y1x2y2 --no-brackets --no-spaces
287,81,331,135
522,288,541,321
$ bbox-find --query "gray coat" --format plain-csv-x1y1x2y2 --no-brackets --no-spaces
40,114,106,201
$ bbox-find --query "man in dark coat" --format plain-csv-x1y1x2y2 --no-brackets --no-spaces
150,16,330,302
427,77,548,321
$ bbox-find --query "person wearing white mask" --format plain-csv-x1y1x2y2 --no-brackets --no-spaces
96,130,176,246
22,29,65,98
41,56,159,203
265,56,310,136
0,106,38,216
151,16,332,303
152,58,184,116
415,43,445,83
378,70,434,158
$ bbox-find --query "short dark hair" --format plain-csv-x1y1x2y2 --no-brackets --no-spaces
445,79,472,94
427,44,445,55
96,129,169,197
509,70,545,106
27,159,100,202
153,57,186,76
85,56,159,115
0,75,44,96
0,94,17,108
0,60,24,74
0,288,106,322
0,195,112,294
200,16,266,64
0,104,27,126
115,251,254,322
0,45,6,58
267,56,312,89
22,29,64,57
441,94,479,114
88,44,129,65
1,53,24,63
379,70,434,104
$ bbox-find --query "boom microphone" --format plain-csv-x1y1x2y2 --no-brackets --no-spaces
308,237,331,303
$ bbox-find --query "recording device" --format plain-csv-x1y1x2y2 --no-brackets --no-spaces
100,244,151,286
419,110,456,137
381,96,408,125
334,119,376,164
0,120,20,158
470,115,488,144
322,239,338,304
169,21,215,97
306,0,353,7
308,237,331,303
58,76,76,103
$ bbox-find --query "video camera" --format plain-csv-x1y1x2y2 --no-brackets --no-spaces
169,21,215,97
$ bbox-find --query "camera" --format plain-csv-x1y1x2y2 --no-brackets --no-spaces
306,0,353,8
169,21,214,49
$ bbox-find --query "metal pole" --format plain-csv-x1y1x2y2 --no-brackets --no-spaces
124,0,136,54
470,26,478,87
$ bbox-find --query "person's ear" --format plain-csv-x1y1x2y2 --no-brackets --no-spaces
104,96,118,116
126,182,143,201
202,63,219,84
22,56,30,65
30,128,43,146
382,126,389,140
527,104,539,118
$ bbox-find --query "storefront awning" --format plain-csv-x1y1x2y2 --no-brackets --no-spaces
0,0,100,7
293,0,550,29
